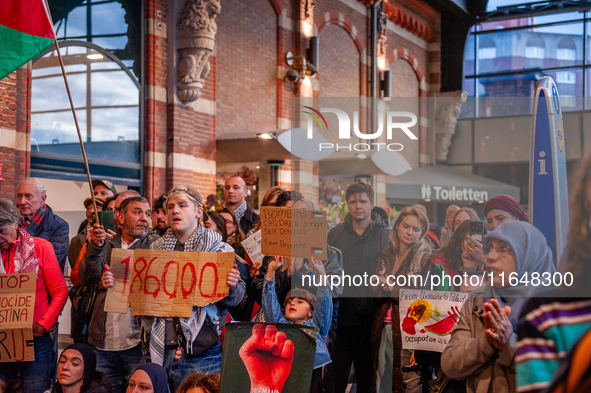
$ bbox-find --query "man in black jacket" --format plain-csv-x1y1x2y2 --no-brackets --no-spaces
17,178,70,272
78,196,159,393
328,182,390,393
224,175,259,234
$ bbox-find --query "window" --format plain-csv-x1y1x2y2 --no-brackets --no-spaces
557,48,576,60
525,45,545,58
478,47,497,59
556,71,576,84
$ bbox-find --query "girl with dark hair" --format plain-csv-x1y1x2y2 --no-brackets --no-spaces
204,212,228,242
176,373,220,393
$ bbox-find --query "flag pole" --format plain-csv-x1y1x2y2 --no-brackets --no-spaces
42,0,100,225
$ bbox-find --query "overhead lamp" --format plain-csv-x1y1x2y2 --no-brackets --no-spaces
87,53,103,60
257,132,277,140
357,153,368,159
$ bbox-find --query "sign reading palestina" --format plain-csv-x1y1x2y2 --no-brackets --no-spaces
0,273,36,362
220,323,318,393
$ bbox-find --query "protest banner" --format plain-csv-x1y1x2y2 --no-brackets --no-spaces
260,207,327,259
104,249,235,317
242,230,264,265
0,273,36,362
220,322,317,393
399,289,468,352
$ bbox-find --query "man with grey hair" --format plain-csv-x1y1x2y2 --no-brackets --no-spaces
79,195,159,393
17,177,69,272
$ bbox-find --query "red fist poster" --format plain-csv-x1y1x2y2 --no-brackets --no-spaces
220,322,318,393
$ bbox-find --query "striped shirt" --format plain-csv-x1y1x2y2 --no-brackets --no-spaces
516,289,591,393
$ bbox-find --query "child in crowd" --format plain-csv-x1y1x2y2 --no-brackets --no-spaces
176,373,220,393
263,256,333,393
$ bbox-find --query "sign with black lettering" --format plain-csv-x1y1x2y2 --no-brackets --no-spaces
260,207,327,259
0,273,36,362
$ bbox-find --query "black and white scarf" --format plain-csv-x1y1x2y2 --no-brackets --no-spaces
146,226,230,365
232,201,248,222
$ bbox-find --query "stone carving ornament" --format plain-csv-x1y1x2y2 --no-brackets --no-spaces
177,0,221,103
434,91,468,163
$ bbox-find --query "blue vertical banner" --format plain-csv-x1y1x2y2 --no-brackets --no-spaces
529,77,569,265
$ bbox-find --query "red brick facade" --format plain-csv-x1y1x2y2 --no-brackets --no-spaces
0,0,441,205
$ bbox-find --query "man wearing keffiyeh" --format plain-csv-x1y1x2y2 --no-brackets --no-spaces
142,185,244,393
223,175,260,235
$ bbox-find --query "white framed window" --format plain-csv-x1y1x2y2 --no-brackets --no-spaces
560,95,576,107
557,48,576,60
525,45,545,58
478,47,497,59
556,71,576,84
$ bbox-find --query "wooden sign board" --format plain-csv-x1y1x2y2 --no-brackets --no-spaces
105,249,235,317
0,273,36,362
260,207,327,259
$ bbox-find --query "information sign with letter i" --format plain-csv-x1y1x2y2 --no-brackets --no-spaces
529,76,569,265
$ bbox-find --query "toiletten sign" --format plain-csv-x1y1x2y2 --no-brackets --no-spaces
420,185,489,203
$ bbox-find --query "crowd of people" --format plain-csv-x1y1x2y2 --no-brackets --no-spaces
2,154,591,393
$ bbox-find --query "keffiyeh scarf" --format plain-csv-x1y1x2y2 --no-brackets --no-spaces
147,226,227,365
0,228,39,275
232,201,248,222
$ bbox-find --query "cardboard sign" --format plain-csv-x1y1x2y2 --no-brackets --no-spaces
105,249,235,317
260,207,327,259
241,230,264,265
399,289,468,352
0,273,36,362
220,322,318,393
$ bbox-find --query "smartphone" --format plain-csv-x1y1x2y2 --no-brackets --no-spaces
92,211,115,233
469,221,484,242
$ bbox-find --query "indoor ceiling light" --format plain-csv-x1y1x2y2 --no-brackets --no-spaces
357,153,367,159
87,53,103,60
257,133,276,140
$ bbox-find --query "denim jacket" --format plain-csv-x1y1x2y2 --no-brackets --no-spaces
262,277,332,369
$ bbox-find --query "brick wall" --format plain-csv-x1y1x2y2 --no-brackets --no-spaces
216,0,278,138
0,67,31,199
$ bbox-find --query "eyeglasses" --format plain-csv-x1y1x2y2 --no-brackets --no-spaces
483,244,513,256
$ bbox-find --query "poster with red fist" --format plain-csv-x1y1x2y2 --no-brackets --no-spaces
220,322,318,393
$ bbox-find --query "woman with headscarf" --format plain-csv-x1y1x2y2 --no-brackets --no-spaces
441,220,555,393
126,364,169,393
484,194,529,231
52,344,111,393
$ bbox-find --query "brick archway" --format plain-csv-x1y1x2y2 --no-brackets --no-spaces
388,47,427,94
316,12,365,54
268,0,284,15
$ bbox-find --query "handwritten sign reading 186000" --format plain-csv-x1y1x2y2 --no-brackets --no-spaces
260,207,327,259
0,273,36,362
104,249,234,317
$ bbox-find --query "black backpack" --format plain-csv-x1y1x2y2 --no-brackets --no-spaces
70,284,97,323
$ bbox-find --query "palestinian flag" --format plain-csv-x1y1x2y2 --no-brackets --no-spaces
0,0,55,81
311,212,324,220
311,247,324,257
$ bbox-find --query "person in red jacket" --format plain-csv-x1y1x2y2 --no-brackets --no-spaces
0,198,68,393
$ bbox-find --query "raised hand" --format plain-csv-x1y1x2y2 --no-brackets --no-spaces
483,298,512,351
239,324,294,392
266,256,284,281
88,223,106,247
308,257,326,280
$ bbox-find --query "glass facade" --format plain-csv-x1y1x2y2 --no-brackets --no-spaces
457,10,591,203
30,0,142,186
